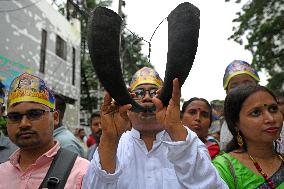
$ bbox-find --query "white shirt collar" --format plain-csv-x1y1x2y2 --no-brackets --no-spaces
129,128,165,141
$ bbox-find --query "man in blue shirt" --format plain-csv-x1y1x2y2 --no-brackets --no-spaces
0,85,17,163
53,94,84,157
0,131,18,163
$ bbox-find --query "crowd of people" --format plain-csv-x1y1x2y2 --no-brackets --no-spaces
0,59,283,188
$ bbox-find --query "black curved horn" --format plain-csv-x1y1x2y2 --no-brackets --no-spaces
159,2,200,106
87,3,199,112
87,7,146,112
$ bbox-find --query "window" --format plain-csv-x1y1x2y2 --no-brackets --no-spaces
72,47,76,85
39,29,47,73
55,35,67,60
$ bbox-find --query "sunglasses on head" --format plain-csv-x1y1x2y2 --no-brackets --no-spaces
7,109,54,123
132,88,158,99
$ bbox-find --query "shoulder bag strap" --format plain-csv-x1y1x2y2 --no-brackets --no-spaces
38,148,78,189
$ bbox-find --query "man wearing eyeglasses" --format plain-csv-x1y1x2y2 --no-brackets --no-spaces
83,67,228,189
0,73,89,189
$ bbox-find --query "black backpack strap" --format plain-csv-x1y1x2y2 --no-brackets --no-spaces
38,148,78,189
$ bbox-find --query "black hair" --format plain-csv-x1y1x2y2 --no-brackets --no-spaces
54,94,66,126
274,92,284,105
78,128,85,134
89,110,100,125
224,85,278,152
181,97,212,125
0,81,4,96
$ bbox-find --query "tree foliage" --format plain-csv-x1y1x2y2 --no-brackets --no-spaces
266,72,284,96
226,0,284,94
65,0,153,113
80,58,99,113
84,0,112,12
79,0,113,113
120,29,153,84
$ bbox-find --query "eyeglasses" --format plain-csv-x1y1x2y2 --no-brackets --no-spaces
7,109,53,123
133,88,158,99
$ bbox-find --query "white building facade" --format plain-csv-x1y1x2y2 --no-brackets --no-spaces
0,0,81,129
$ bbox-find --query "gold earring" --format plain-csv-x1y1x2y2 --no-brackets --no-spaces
237,132,244,148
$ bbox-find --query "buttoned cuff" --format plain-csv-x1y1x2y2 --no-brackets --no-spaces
161,126,207,161
93,149,122,183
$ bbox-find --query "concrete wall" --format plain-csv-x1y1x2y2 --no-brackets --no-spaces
0,0,81,129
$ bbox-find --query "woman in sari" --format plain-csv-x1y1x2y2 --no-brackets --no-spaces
181,97,220,159
213,85,284,188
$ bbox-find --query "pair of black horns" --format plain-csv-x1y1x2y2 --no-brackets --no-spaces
87,2,200,112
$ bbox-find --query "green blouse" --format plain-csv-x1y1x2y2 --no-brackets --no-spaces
212,153,284,189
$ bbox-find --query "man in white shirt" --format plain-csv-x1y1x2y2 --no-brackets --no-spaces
83,67,228,189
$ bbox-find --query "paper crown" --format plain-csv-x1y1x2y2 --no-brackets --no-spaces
7,73,55,109
223,60,260,90
130,67,163,91
0,81,4,104
0,93,4,104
